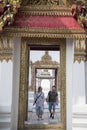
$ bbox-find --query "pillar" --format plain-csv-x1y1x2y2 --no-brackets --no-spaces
11,37,21,130
66,39,74,130
73,61,86,105
0,60,12,113
18,38,28,130
85,61,87,104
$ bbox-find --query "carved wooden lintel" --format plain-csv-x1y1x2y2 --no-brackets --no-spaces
0,38,87,63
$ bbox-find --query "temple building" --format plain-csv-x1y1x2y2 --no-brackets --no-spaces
0,0,87,130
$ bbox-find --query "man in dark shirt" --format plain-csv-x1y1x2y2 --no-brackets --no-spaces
47,85,58,119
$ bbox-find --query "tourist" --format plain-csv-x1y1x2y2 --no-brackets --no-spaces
47,85,58,119
33,86,44,120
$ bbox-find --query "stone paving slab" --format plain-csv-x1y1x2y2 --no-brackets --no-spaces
26,112,61,124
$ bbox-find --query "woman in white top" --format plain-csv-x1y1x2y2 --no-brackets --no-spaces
34,86,44,120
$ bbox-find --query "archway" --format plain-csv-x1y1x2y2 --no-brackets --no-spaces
27,46,62,126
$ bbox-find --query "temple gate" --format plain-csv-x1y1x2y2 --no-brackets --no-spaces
0,0,87,130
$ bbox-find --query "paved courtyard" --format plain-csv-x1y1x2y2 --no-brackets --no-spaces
25,111,61,125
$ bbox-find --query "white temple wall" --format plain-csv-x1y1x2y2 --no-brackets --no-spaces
72,61,86,106
85,61,87,104
11,37,21,130
0,61,13,113
72,56,87,130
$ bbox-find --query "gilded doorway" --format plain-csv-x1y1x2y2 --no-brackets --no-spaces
18,38,66,130
27,50,60,125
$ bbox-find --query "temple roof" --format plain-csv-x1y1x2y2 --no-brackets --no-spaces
0,0,87,38
3,14,86,39
10,15,82,29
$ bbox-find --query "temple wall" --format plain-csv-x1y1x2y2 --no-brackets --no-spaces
0,61,13,113
72,61,86,106
85,61,87,104
72,56,87,130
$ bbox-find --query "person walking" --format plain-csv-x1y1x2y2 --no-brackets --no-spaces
47,85,58,119
33,86,44,120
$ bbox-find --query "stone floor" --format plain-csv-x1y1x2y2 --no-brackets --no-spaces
25,111,61,125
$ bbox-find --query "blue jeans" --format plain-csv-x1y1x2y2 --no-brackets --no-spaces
49,102,56,111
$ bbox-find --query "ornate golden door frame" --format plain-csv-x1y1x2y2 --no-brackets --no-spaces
18,38,66,130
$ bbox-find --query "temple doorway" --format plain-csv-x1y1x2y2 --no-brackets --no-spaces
36,68,58,96
27,48,61,125
17,38,66,130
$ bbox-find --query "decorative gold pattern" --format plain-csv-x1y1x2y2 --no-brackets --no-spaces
0,36,13,61
18,38,28,130
0,37,87,63
74,39,87,63
2,27,86,39
19,5,72,16
0,0,22,30
21,0,66,6
26,0,59,5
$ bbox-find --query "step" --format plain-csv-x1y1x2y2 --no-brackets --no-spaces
72,111,87,128
0,113,11,128
25,124,62,130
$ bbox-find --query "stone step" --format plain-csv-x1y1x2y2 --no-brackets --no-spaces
0,113,11,128
72,111,87,128
25,124,62,130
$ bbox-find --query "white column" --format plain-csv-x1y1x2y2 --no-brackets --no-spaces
85,61,87,104
72,52,87,130
0,62,1,82
0,61,12,113
73,61,86,106
66,39,74,130
11,37,21,130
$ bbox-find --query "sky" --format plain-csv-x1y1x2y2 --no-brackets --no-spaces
30,51,60,63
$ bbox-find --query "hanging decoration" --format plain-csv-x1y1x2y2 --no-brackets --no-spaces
71,0,87,28
0,0,21,31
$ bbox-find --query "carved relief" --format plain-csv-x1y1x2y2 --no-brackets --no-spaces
27,0,59,5
74,39,87,63
0,37,13,61
0,37,87,63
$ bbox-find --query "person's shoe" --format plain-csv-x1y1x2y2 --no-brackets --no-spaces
37,118,40,121
50,113,52,118
52,115,54,119
41,118,44,120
